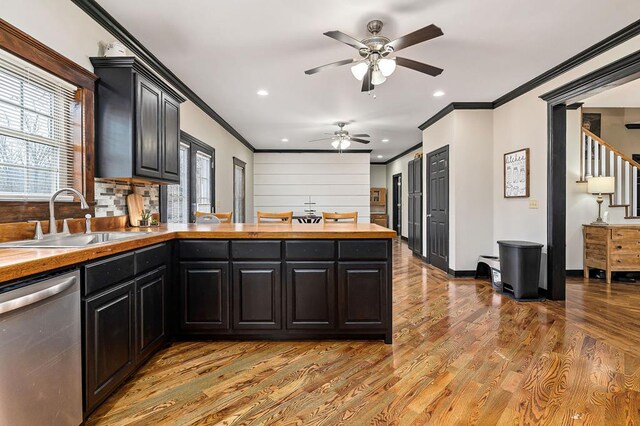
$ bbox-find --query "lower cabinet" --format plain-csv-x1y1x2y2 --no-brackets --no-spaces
84,281,136,413
232,262,282,330
338,262,388,329
136,267,167,361
178,261,229,331
286,262,335,329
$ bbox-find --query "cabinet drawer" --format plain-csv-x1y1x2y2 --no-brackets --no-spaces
338,240,388,260
232,241,281,260
179,240,229,260
285,241,335,260
611,253,640,268
84,252,135,296
611,228,640,242
135,243,167,275
584,226,608,240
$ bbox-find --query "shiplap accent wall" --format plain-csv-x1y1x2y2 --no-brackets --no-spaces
253,152,370,222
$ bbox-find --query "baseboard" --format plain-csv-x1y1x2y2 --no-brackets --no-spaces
447,269,476,278
400,235,408,241
538,287,549,298
566,269,584,277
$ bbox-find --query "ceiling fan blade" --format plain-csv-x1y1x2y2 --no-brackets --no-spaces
350,138,370,144
324,31,368,50
396,57,443,76
308,137,335,143
385,24,443,52
304,58,355,75
351,133,370,138
361,67,373,92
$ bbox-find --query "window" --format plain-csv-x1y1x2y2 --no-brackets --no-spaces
0,49,78,201
162,132,214,223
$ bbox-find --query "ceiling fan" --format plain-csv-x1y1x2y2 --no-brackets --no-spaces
305,20,444,92
308,122,370,150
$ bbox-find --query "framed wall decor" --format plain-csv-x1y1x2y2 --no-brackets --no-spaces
504,148,530,198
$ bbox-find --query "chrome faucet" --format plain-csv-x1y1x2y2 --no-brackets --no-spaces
49,188,89,234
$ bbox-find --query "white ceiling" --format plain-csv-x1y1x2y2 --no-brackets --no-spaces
583,78,640,108
97,0,640,159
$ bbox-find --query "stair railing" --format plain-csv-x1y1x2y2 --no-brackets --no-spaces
580,127,639,218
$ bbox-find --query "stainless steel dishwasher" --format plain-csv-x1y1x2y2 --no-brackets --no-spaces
0,269,82,426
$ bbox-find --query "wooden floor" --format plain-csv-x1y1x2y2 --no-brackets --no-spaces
88,239,640,425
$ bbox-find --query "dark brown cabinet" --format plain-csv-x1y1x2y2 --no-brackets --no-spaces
136,267,167,361
286,262,335,329
84,280,135,414
83,243,168,415
232,262,282,330
338,262,388,329
179,261,229,331
91,57,185,184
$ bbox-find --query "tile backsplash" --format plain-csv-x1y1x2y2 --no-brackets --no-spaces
94,179,159,217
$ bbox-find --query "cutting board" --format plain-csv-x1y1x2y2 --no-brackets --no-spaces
127,193,144,227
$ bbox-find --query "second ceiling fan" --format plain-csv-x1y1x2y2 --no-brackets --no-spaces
305,20,444,92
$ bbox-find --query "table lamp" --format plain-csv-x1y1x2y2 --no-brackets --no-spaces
587,176,615,225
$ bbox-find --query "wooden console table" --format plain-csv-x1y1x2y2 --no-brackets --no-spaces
583,224,640,283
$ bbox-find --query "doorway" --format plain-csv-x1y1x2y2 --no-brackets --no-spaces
233,157,246,223
426,146,449,272
392,173,402,236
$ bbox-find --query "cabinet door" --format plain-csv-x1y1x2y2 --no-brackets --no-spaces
413,194,422,256
413,158,422,193
179,262,230,331
84,281,135,413
135,75,162,179
233,262,282,330
408,194,415,250
136,267,166,361
338,262,388,329
161,94,180,182
285,262,335,329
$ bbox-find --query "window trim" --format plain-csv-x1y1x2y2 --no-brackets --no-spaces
160,131,215,223
0,18,97,222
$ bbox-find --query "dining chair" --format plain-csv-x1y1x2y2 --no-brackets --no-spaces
322,211,358,223
195,211,233,223
257,211,293,223
194,213,221,224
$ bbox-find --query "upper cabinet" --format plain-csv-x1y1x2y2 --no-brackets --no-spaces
91,57,185,184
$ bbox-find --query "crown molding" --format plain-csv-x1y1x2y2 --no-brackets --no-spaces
71,0,255,152
371,142,423,165
254,149,372,154
418,102,493,130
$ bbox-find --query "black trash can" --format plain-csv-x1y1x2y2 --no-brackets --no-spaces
497,240,543,301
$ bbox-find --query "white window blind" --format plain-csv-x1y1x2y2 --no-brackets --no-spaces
195,151,212,213
0,49,79,201
166,143,189,223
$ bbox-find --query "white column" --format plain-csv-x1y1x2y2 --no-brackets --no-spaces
594,140,600,176
624,160,631,206
616,156,622,204
586,136,592,178
600,144,606,176
609,150,615,177
581,132,586,180
634,167,638,217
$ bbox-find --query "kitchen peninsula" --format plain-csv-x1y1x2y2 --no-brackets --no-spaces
0,222,395,413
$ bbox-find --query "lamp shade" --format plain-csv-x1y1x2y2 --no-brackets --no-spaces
378,58,396,77
331,140,340,149
587,176,615,194
340,140,351,149
350,62,369,81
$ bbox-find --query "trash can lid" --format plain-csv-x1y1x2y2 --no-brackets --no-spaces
497,240,544,248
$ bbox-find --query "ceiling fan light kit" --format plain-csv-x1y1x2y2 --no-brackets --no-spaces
305,20,444,93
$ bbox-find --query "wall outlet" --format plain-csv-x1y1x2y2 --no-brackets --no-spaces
529,199,539,209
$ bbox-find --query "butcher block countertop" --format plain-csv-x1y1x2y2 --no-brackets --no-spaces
0,223,396,283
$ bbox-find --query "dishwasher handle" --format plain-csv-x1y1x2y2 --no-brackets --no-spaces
0,275,77,315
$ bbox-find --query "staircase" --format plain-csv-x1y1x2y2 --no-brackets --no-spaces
580,127,640,219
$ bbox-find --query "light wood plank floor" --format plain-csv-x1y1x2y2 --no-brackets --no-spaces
88,239,640,425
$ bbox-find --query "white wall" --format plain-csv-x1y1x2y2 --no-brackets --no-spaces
422,110,494,271
385,148,422,238
253,153,370,222
370,164,387,188
492,34,640,259
582,107,640,158
3,0,254,221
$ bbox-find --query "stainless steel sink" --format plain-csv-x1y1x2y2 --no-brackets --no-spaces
0,232,151,249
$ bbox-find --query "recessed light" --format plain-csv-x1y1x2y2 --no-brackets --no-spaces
256,89,269,96
281,138,289,142
381,139,389,143
433,90,445,97
377,155,383,159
